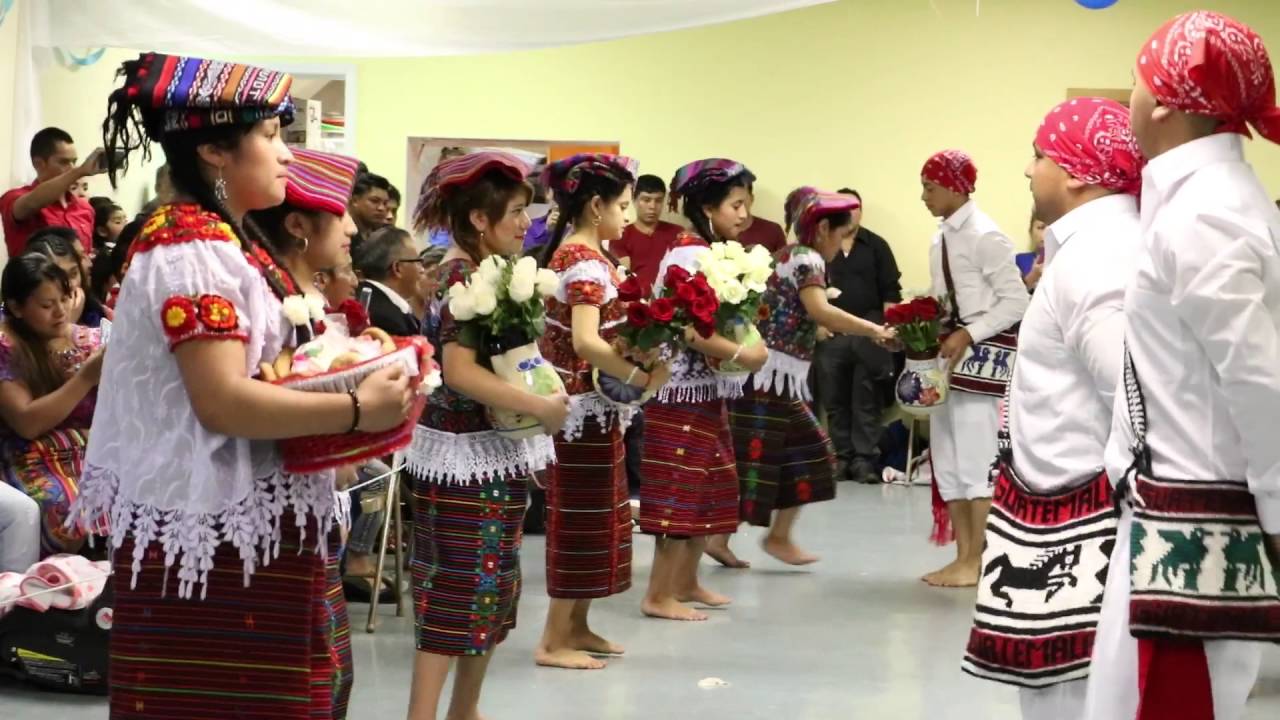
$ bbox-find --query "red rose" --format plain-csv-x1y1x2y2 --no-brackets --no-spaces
627,302,652,328
617,275,647,303
664,264,691,288
675,282,698,307
694,320,716,339
691,296,718,324
910,296,940,321
690,273,713,296
650,297,677,323
884,304,908,326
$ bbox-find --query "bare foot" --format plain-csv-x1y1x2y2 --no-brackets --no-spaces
704,544,751,569
443,711,488,720
677,585,732,607
921,560,959,584
571,630,625,655
762,537,819,566
534,646,608,670
925,560,980,588
641,597,708,621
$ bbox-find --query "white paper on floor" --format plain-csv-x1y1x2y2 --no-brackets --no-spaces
698,677,731,689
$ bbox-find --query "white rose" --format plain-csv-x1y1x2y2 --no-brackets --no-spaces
536,268,560,297
709,243,727,261
282,295,310,326
470,278,498,316
720,280,748,305
723,241,745,260
449,290,477,321
745,279,769,294
477,255,504,285
305,295,327,321
509,257,537,303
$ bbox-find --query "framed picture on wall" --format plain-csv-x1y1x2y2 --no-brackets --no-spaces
405,137,620,249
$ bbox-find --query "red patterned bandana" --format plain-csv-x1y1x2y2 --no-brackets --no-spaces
921,150,977,195
1035,98,1144,195
1138,11,1280,144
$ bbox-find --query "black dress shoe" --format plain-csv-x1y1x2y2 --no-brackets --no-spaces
849,459,881,484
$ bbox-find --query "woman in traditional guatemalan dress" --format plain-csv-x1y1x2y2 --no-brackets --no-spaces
534,154,671,669
405,152,569,719
724,187,894,565
639,159,771,622
0,254,103,557
74,53,414,719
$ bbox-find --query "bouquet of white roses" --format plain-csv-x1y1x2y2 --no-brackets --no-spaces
446,255,565,438
693,241,775,374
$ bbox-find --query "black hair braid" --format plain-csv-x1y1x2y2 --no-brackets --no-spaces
537,169,630,268
102,62,154,189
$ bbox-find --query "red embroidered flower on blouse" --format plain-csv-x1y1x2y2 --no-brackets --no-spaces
197,294,239,331
160,296,198,339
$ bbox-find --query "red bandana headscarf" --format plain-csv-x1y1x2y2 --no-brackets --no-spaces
921,150,977,195
1034,98,1144,195
1138,11,1280,144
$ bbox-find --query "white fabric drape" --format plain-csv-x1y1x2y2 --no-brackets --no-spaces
29,0,831,56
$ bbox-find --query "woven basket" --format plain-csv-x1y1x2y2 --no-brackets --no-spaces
276,338,429,473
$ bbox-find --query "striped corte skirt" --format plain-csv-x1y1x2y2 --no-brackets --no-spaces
411,471,527,656
639,398,740,537
729,383,836,526
545,415,632,599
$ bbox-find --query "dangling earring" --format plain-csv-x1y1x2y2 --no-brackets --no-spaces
301,237,310,254
214,168,228,203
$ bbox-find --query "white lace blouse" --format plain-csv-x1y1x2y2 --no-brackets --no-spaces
73,205,337,599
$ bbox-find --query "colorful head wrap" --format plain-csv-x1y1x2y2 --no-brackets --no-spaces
1034,98,1144,195
668,158,754,211
542,153,639,198
1138,11,1280,145
921,150,977,195
284,149,360,217
118,52,294,136
412,151,531,232
784,187,861,247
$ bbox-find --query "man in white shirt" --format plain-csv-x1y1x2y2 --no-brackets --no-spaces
920,150,1029,587
1085,12,1280,720
962,98,1143,720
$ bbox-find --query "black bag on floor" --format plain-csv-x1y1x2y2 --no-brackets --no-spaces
0,579,112,694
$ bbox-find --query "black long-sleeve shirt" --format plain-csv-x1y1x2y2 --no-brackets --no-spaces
826,226,902,322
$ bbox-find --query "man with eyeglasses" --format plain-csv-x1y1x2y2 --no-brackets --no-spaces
352,226,427,336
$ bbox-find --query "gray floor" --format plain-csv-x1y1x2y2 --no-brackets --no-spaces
3,484,1278,719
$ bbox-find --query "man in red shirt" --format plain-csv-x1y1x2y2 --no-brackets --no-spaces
736,181,787,253
0,127,103,258
611,174,682,290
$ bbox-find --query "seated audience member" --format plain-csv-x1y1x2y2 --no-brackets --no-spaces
26,227,108,327
1018,213,1047,289
611,173,682,289
316,257,367,332
0,481,39,572
91,200,127,255
0,128,103,256
812,188,902,483
348,172,392,249
90,218,142,312
72,179,91,200
0,253,104,556
385,183,402,227
353,226,427,336
737,180,787,253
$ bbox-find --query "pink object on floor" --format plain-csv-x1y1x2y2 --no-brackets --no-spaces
0,553,110,617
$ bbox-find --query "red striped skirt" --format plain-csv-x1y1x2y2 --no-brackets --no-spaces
411,472,526,656
729,383,836,526
546,415,632,599
639,399,740,537
108,525,352,719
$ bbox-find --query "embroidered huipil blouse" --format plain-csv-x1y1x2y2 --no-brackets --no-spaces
752,244,826,402
540,244,635,441
407,257,555,485
72,203,336,599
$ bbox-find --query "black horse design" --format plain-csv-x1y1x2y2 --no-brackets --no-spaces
983,545,1082,608
961,346,992,375
992,350,1012,378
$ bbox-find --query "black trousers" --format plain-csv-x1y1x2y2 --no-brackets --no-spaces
812,335,893,465
624,410,645,495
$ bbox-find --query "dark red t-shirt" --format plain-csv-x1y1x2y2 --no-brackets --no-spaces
0,182,95,257
611,220,683,291
738,216,787,254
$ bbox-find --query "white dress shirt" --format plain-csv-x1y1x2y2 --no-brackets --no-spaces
929,200,1030,343
1104,133,1280,533
364,278,412,314
1010,194,1141,492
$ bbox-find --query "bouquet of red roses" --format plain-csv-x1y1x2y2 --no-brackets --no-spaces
884,295,943,356
616,264,719,359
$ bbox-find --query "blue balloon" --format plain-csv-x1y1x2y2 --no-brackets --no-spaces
1076,0,1119,8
